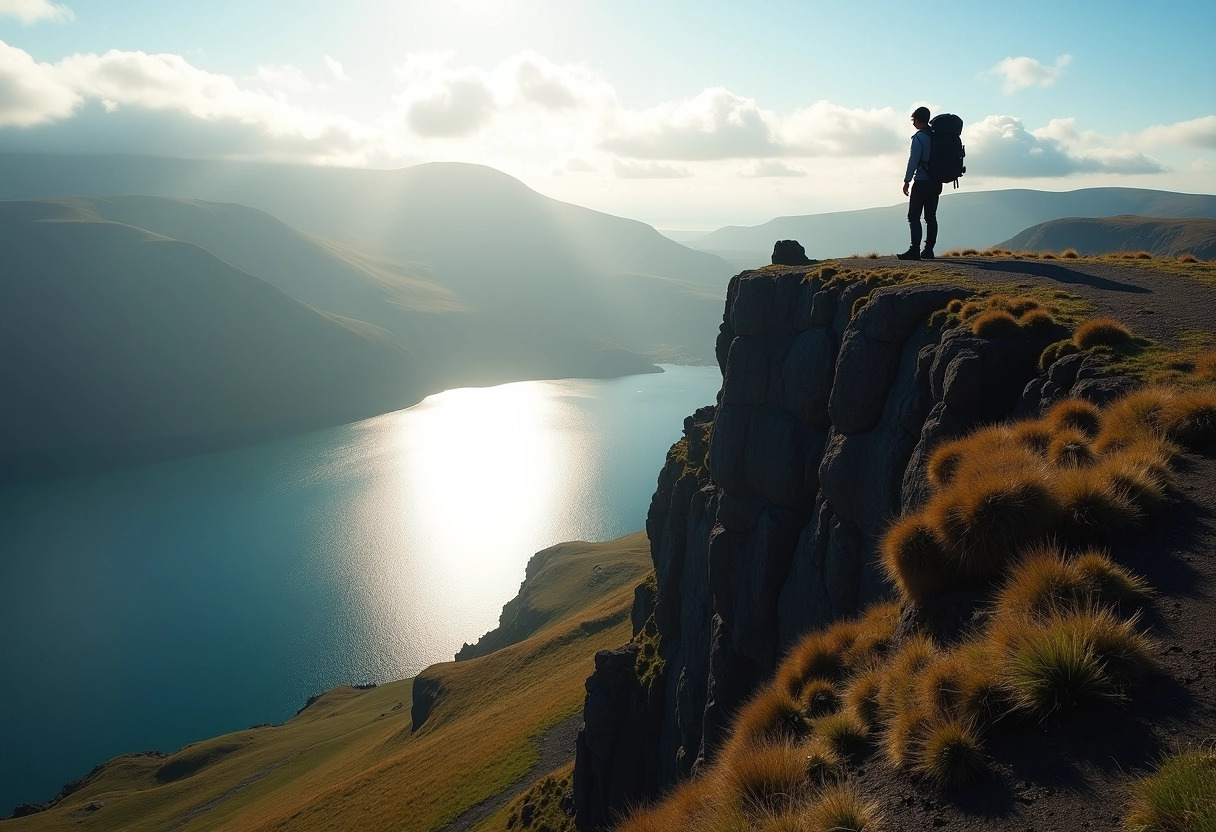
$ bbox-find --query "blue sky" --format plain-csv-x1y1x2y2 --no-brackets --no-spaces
1,0,1214,228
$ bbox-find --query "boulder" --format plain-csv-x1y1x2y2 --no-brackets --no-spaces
771,239,812,266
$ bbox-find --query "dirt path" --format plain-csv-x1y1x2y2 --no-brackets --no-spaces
439,713,582,832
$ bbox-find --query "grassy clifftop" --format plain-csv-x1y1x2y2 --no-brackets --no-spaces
8,534,650,832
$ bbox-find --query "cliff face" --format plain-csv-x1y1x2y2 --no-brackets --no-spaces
573,267,1065,829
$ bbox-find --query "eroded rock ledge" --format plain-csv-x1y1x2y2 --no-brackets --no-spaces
573,267,1066,829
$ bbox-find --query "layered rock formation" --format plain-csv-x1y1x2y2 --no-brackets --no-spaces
573,266,1067,829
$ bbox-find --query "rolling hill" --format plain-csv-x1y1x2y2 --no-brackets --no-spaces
0,201,431,479
995,214,1216,258
690,187,1216,266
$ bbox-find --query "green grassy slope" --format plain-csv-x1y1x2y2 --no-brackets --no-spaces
6,533,652,832
996,214,1216,259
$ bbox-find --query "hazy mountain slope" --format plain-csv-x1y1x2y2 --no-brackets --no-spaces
0,156,731,366
693,187,1216,265
0,204,429,478
997,214,1216,258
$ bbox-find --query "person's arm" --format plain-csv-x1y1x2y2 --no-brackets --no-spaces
904,133,925,183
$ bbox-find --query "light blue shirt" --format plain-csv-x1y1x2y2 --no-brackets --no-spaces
904,130,931,183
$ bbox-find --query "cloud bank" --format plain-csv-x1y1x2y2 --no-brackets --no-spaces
0,0,72,23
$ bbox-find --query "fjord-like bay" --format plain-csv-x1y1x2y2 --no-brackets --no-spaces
0,366,721,812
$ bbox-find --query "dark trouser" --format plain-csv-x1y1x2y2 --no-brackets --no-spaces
908,180,943,248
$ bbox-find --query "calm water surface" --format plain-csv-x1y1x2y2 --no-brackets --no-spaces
0,365,721,810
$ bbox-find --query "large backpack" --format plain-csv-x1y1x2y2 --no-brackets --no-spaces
927,114,966,188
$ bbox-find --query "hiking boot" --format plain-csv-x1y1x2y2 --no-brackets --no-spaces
921,247,935,260
896,246,920,261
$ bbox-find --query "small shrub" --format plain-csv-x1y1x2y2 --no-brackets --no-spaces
812,710,870,760
1061,248,1080,259
803,783,883,832
800,679,841,718
1125,748,1216,832
1047,399,1102,437
865,252,879,259
972,309,1022,337
1041,338,1081,372
1049,428,1096,467
880,515,951,602
912,718,987,790
1075,317,1134,349
946,298,964,314
958,301,985,318
1019,308,1056,330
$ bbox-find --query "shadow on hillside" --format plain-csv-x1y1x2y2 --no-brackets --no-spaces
963,260,1152,293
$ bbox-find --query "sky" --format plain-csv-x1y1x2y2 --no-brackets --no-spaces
1,0,1214,230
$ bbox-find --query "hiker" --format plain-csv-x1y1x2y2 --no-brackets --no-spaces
897,106,942,261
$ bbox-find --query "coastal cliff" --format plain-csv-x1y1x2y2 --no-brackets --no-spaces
572,265,1075,828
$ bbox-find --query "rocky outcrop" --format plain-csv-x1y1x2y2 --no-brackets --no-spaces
771,240,813,266
410,672,444,732
573,267,1072,830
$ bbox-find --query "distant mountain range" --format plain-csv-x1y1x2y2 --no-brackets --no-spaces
690,187,1216,266
0,157,733,478
996,215,1216,259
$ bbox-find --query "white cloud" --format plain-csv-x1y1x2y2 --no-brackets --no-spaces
1138,115,1216,150
323,55,349,83
552,154,596,174
965,114,1164,177
0,43,377,162
601,89,901,161
0,0,72,23
740,159,806,177
613,158,692,179
988,54,1072,94
0,40,79,126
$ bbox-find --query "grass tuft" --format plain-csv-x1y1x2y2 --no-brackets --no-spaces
1019,308,1057,330
1061,248,1080,259
881,515,951,602
800,679,841,718
972,309,1022,338
912,718,987,790
844,669,885,729
1075,317,1134,349
1054,469,1145,545
1125,748,1216,832
928,474,1056,584
1158,389,1216,450
1041,338,1082,372
1177,253,1200,263
728,688,809,751
725,742,810,814
812,710,870,760
1049,428,1096,467
802,783,883,832
1047,399,1103,437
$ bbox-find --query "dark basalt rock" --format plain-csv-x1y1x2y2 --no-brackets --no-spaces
771,239,812,266
573,269,1080,829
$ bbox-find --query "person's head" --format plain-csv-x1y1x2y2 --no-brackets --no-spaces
911,106,931,130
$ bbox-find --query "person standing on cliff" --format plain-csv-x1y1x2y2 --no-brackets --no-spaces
897,106,942,261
